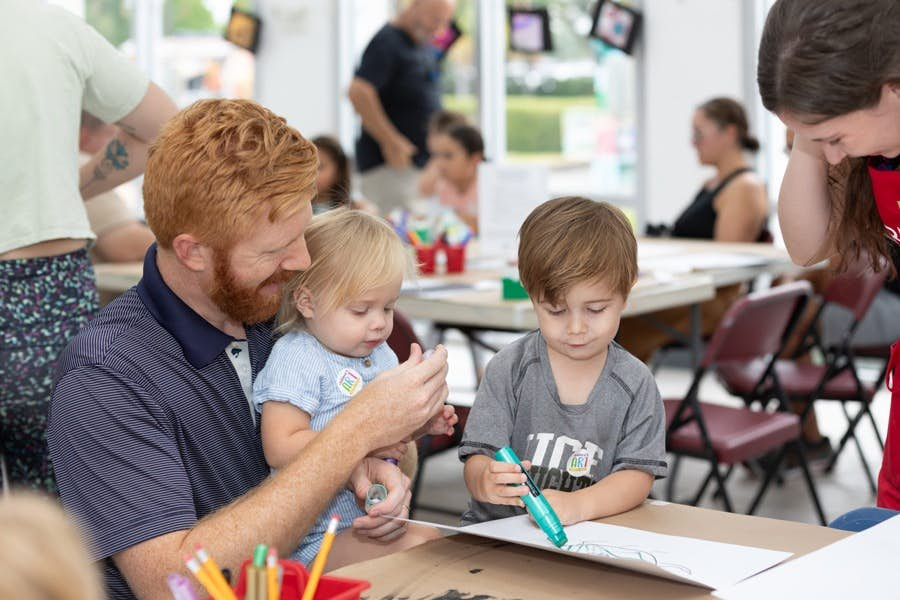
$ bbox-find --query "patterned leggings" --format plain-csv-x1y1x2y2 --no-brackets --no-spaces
0,249,97,493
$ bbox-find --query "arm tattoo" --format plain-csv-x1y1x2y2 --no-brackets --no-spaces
104,139,130,170
80,138,129,194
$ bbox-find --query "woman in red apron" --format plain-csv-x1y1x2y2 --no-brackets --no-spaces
758,0,900,528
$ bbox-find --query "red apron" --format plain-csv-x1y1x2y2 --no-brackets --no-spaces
870,162,900,509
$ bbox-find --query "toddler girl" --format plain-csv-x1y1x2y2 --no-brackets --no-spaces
253,208,456,567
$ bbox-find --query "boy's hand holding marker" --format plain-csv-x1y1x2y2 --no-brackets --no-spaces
467,456,532,508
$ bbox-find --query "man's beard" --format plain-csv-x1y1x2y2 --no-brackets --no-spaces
208,251,296,325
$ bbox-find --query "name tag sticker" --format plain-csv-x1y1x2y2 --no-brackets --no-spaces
566,448,592,477
336,368,363,397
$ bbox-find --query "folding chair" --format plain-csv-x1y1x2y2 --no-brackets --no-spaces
387,311,469,517
664,281,827,524
717,269,889,495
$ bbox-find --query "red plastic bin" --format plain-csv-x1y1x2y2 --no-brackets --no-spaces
223,558,370,600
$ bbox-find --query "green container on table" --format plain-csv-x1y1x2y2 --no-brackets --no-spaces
502,276,529,300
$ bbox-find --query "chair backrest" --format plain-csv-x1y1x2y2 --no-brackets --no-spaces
386,310,421,362
700,280,811,368
822,268,889,321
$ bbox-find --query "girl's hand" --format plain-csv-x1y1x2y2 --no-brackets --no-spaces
368,442,407,461
412,404,459,439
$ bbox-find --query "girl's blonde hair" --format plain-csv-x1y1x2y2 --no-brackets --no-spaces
276,209,413,334
0,492,104,600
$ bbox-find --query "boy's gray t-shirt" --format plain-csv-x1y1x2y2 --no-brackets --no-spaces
459,330,668,525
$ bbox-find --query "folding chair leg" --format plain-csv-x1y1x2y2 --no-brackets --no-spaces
707,460,734,513
791,440,827,526
850,430,878,496
747,446,787,517
868,406,886,450
825,404,877,495
665,455,681,501
691,467,715,506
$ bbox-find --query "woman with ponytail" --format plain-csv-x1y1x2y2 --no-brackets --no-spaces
617,97,768,363
670,97,769,242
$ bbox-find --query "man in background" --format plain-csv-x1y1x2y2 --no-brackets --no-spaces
348,0,455,213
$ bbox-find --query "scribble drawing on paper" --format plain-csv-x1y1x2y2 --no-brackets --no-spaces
563,541,693,575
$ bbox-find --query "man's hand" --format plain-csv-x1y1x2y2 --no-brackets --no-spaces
348,458,411,542
346,344,449,453
381,134,416,169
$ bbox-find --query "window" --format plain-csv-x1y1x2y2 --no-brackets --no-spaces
441,0,479,121
85,0,255,107
504,0,638,198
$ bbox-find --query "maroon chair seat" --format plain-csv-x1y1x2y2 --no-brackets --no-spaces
664,400,800,464
718,360,876,400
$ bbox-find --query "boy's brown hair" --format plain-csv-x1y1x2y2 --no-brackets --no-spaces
518,196,637,305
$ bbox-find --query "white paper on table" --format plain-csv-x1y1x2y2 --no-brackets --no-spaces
640,252,770,275
477,163,549,260
396,515,791,590
638,242,684,259
713,514,900,599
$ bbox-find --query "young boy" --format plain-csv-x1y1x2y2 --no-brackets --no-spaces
459,196,667,526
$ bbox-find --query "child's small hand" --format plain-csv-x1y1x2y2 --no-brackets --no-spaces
369,442,408,462
479,459,532,508
540,489,582,526
422,404,459,438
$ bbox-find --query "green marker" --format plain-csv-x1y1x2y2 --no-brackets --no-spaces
494,445,568,547
253,543,268,568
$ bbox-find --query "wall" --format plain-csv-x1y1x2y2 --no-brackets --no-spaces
255,0,390,142
640,0,755,224
254,1,339,138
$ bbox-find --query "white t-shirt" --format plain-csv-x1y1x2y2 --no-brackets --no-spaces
0,1,149,254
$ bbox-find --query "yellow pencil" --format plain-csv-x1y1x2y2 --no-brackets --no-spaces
266,548,280,600
184,554,228,600
301,514,339,600
195,545,237,600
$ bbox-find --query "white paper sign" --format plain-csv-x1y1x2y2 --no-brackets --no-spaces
477,163,549,259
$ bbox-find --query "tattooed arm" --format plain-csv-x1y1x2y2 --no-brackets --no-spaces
79,82,178,201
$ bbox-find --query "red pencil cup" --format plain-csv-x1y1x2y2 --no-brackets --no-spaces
444,244,466,273
415,245,436,275
229,558,370,600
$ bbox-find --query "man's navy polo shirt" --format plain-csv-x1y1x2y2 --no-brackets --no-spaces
48,245,274,600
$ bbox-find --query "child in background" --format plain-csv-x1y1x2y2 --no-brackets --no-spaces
417,109,469,199
427,123,484,234
253,208,457,568
459,196,667,526
311,135,377,215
